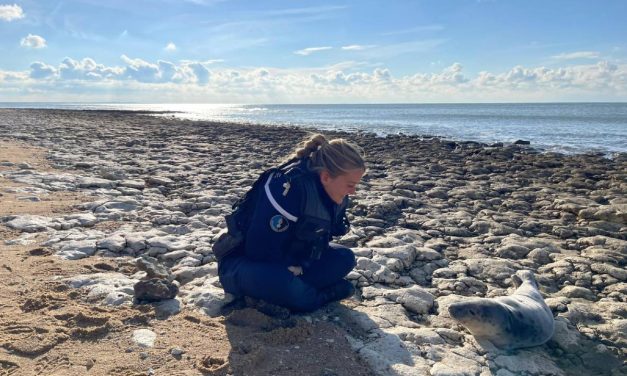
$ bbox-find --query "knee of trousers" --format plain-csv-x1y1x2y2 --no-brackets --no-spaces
283,281,321,312
334,246,357,271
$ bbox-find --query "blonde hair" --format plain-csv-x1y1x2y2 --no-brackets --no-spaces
290,133,366,177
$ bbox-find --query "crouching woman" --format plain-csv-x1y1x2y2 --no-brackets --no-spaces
216,134,366,312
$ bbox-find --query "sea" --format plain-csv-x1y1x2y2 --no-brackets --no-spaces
1,102,626,156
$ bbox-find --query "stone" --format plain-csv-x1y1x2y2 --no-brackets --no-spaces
63,213,98,227
548,318,581,353
134,279,178,303
97,234,127,252
65,272,138,305
58,240,98,260
132,329,157,348
4,215,53,232
183,277,234,317
495,244,530,259
556,286,597,301
492,351,564,376
77,177,117,189
135,256,172,280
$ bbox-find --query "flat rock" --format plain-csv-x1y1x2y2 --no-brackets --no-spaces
4,215,53,232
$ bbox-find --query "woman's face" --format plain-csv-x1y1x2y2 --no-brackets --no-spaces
320,168,365,205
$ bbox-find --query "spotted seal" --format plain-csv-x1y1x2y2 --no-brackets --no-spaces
448,270,555,350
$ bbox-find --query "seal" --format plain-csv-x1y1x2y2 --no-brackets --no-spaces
448,270,555,350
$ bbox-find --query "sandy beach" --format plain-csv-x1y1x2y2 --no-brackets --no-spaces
0,109,625,376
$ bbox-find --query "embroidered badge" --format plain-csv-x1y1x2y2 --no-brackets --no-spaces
270,214,289,232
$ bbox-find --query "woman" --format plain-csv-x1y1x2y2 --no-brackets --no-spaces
217,134,366,312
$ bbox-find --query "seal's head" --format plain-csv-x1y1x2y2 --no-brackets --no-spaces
448,299,509,340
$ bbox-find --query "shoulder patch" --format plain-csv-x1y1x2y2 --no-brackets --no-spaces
269,214,290,232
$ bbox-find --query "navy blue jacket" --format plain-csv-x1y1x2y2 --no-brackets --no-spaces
243,163,349,267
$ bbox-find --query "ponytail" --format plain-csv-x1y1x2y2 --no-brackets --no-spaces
288,133,366,177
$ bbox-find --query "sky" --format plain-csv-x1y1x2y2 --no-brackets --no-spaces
0,0,626,103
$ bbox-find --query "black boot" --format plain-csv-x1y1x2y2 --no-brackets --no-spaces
319,279,355,305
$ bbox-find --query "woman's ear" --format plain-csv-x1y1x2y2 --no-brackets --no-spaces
319,170,331,184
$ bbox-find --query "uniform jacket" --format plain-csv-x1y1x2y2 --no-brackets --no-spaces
243,159,350,267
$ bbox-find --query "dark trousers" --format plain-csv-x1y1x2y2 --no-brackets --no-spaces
218,243,356,312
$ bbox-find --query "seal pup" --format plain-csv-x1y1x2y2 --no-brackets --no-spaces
448,270,555,350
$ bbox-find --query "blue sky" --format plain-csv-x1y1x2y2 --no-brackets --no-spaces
1,0,626,103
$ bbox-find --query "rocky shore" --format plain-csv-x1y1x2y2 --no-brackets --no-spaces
1,109,625,376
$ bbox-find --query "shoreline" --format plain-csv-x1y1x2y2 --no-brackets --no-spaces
2,106,625,157
1,109,626,375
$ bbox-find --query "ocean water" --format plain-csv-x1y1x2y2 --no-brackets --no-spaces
2,102,626,155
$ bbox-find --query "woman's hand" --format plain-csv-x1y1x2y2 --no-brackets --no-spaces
288,266,303,276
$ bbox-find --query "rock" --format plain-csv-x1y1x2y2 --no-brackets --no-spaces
496,244,530,259
147,235,191,251
183,277,234,317
425,188,448,199
65,272,137,305
430,349,485,376
63,213,98,227
357,330,419,376
77,177,117,189
97,234,127,252
132,329,156,348
134,279,179,303
153,299,182,318
170,347,185,356
172,264,216,285
492,351,563,376
147,176,174,186
119,180,146,189
355,257,399,284
579,344,624,374
556,286,597,301
415,247,442,261
526,248,553,265
135,256,173,280
4,215,53,232
590,263,627,281
362,285,435,315
58,239,98,260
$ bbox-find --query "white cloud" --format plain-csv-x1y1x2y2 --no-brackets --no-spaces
20,34,47,49
2,57,626,103
59,57,123,80
551,51,600,60
188,62,210,84
0,3,24,21
341,45,376,51
29,62,57,79
165,42,177,52
294,46,332,56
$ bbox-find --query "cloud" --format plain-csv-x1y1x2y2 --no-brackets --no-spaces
2,57,626,103
341,45,376,51
59,57,123,80
20,34,47,49
551,51,600,60
121,55,161,82
188,62,210,84
294,46,332,56
0,3,24,21
29,62,57,79
165,42,177,52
